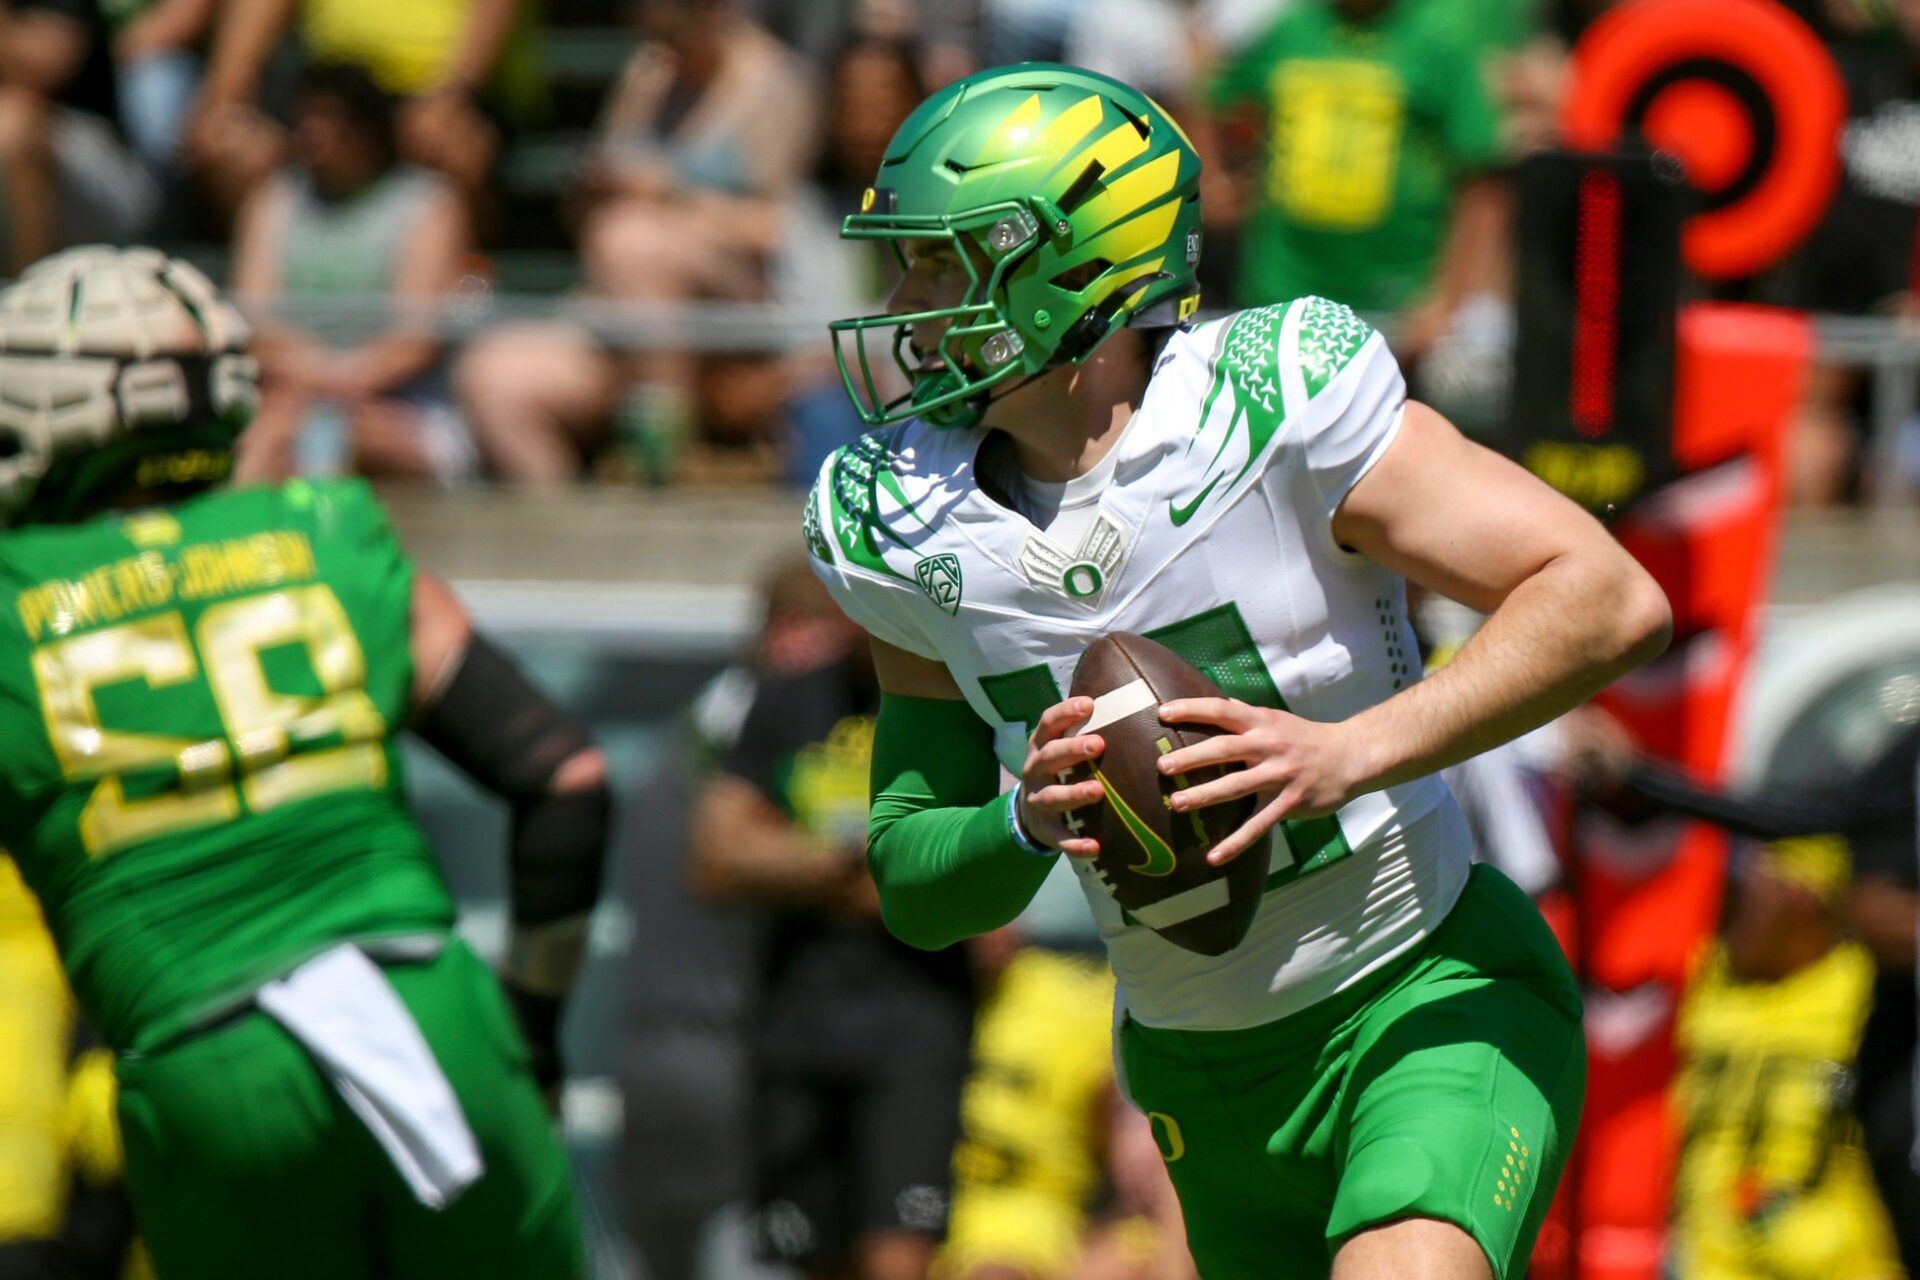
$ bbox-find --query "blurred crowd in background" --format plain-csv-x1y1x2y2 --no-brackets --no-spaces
0,0,1917,499
3,2,1920,1280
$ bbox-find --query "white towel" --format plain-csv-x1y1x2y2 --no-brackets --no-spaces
257,944,485,1209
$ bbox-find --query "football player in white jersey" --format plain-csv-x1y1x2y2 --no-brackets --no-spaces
802,65,1670,1280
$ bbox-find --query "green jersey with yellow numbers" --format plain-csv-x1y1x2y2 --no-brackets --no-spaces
0,479,454,1053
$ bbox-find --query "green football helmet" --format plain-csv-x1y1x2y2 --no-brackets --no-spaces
831,63,1203,429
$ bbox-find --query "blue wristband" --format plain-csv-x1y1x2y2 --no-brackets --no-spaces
1005,789,1057,858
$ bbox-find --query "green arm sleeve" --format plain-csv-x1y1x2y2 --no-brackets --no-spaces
867,692,1059,951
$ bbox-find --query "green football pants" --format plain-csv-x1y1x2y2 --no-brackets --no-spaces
114,939,585,1279
1120,864,1586,1280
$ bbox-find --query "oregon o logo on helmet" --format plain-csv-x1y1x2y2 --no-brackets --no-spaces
1064,562,1103,598
827,64,1204,430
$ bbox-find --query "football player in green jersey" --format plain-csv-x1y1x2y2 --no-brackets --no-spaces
0,247,607,1278
805,66,1672,1280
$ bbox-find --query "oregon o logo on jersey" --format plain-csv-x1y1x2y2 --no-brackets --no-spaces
1063,562,1103,598
1017,515,1128,607
916,554,963,615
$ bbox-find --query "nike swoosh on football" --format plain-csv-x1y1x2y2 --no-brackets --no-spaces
1092,763,1178,878
1168,473,1224,527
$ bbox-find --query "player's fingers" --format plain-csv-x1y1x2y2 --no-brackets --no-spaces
1059,837,1100,858
1206,794,1290,866
1157,697,1250,730
1030,733,1103,776
1168,765,1270,813
1032,697,1095,746
1155,733,1255,775
1028,778,1104,811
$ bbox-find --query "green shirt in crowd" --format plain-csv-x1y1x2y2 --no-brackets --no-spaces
1210,0,1505,314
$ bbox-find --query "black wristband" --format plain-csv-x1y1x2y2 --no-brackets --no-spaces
417,633,611,926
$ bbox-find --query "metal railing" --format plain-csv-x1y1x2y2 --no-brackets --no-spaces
249,292,1920,506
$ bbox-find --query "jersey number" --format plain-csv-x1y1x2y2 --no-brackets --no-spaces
31,585,388,857
977,603,1351,893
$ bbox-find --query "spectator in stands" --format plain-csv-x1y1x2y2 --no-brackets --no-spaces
188,0,538,221
0,0,156,273
938,918,1115,1280
752,0,975,88
687,585,975,1280
1560,706,1920,1274
457,1,846,488
1670,837,1907,1280
783,35,926,483
0,858,142,1279
619,556,859,1280
1201,0,1509,362
0,855,72,1265
1748,2,1920,504
106,0,215,181
1061,0,1286,108
450,318,623,489
581,0,815,474
231,62,478,485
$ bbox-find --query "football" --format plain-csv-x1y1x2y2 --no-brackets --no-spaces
1064,633,1270,956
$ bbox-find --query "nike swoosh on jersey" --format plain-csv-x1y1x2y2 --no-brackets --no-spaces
1167,473,1224,527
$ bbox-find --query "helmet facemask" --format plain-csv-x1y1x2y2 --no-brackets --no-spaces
827,66,1205,433
831,197,1062,430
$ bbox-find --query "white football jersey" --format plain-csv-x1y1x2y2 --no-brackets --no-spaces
805,298,1472,1031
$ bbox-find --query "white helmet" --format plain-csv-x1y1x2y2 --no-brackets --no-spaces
0,245,259,525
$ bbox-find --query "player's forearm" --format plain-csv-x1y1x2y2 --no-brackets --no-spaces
691,840,860,906
687,782,864,907
868,794,1056,951
116,0,217,60
414,633,609,988
1347,552,1669,793
198,0,295,107
866,691,1054,951
328,334,442,399
1432,175,1508,307
439,0,520,92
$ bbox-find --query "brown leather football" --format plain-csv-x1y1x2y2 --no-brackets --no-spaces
1064,633,1269,956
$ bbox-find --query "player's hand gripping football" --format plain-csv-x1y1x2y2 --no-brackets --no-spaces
1155,699,1367,866
1015,697,1107,857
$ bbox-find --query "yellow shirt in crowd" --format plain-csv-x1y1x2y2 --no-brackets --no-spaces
302,0,542,110
1672,941,1905,1280
0,854,72,1240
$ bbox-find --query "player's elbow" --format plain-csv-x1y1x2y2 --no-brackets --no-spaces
1609,565,1672,671
866,834,968,952
868,860,955,951
876,896,965,952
